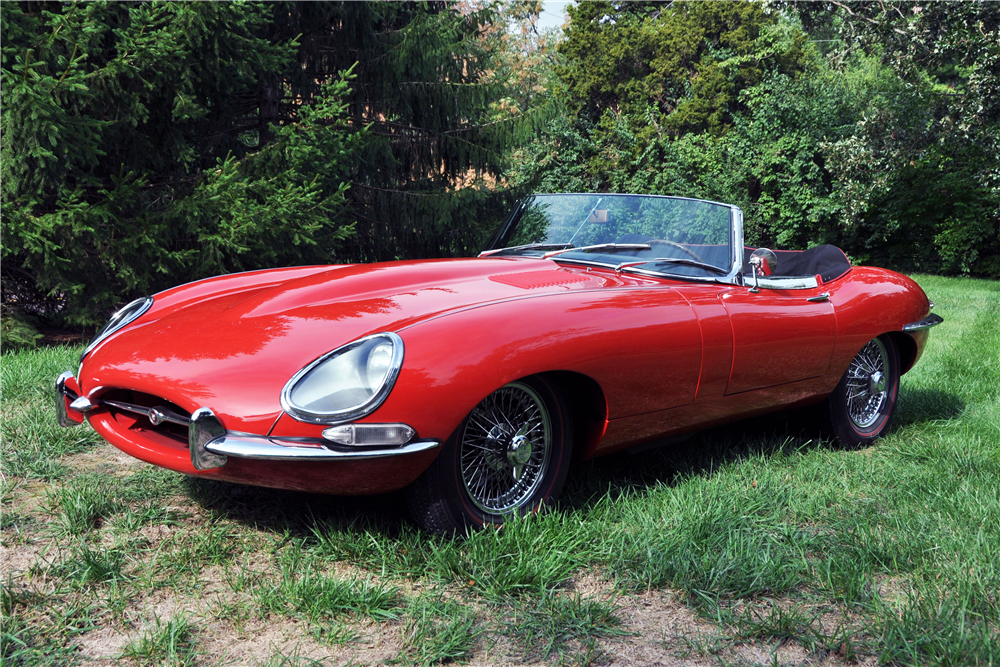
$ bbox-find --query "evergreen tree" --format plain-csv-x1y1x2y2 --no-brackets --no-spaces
1,1,530,328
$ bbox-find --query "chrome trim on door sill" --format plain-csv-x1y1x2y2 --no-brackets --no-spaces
205,436,441,461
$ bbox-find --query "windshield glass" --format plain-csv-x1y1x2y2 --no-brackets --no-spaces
483,194,735,278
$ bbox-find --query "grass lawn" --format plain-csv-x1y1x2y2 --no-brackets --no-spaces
2,274,998,666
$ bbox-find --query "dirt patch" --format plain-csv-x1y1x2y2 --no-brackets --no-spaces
0,541,51,578
569,570,617,599
3,478,52,516
197,618,339,665
596,588,719,667
62,446,143,476
875,574,912,610
76,626,133,664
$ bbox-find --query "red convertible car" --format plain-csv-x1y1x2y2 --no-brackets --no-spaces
55,194,941,532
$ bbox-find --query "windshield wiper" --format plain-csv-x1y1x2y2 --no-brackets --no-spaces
479,243,574,257
616,257,730,275
541,243,651,259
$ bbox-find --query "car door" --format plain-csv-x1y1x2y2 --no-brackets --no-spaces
719,285,837,395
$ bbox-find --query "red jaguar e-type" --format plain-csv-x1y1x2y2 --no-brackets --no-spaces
55,194,942,532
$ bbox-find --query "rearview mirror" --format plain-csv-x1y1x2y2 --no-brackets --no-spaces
748,248,778,293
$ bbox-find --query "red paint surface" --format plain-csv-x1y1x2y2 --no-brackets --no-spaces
77,257,934,494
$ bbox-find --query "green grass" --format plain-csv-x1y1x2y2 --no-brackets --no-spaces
500,592,627,664
120,615,199,666
427,511,588,600
2,275,998,665
45,476,127,535
400,595,479,665
0,345,102,479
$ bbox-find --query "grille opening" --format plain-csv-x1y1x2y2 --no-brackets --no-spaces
99,389,190,444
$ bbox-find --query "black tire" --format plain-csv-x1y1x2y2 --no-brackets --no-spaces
825,334,900,447
407,376,572,534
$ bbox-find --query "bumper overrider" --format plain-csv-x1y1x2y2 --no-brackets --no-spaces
55,372,440,471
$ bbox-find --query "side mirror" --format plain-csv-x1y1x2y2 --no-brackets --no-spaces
748,248,778,293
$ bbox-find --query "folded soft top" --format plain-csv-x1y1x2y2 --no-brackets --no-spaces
744,244,851,282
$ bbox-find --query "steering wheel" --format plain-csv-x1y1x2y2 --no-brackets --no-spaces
647,239,706,263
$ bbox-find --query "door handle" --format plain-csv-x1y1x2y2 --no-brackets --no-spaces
807,292,830,302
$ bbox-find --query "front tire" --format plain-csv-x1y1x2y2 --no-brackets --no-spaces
407,377,572,534
825,334,900,447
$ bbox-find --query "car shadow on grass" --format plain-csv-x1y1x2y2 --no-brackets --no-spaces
562,406,834,509
182,474,414,540
561,387,964,511
891,386,965,428
181,387,964,537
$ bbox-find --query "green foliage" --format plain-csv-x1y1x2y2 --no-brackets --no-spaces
1,2,531,326
503,593,626,663
526,1,1000,276
0,2,355,325
428,512,586,600
0,308,43,350
558,1,808,136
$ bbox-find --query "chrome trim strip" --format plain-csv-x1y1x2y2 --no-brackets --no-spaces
55,371,78,428
280,332,404,425
102,399,190,427
81,296,153,362
528,192,740,210
541,243,651,259
732,205,744,281
189,407,228,470
70,396,99,413
205,436,441,461
751,276,821,290
902,313,944,332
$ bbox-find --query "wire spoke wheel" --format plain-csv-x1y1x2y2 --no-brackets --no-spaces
845,338,890,428
459,381,552,514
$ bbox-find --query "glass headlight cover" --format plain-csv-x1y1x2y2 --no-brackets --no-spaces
280,332,404,424
81,296,154,361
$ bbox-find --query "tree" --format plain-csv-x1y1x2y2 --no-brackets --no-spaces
2,2,529,328
520,0,1000,276
792,1,1000,275
557,1,808,136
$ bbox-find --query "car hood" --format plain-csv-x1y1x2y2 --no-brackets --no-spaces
82,257,636,432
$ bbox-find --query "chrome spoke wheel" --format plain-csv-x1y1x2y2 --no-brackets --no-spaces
459,381,552,514
845,338,890,428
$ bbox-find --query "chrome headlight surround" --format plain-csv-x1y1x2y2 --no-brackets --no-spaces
80,297,154,362
280,332,404,425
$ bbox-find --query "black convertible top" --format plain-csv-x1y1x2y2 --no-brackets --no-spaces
743,244,852,283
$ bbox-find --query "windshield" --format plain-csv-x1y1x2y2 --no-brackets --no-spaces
482,194,736,278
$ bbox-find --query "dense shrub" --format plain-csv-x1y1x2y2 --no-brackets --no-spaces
512,1,1000,276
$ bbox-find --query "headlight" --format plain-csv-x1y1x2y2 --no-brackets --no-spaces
80,297,154,361
280,332,404,424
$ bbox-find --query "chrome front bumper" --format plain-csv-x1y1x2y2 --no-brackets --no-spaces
55,374,440,470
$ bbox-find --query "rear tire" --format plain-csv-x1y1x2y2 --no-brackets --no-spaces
407,376,572,534
825,334,900,447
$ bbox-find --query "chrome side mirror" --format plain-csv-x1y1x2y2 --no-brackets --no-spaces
748,248,777,293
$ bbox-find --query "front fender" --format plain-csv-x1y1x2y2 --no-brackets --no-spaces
367,287,703,443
